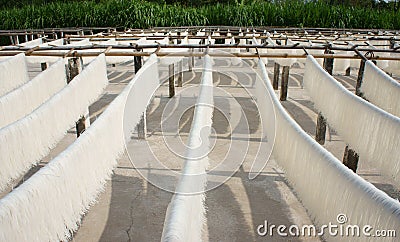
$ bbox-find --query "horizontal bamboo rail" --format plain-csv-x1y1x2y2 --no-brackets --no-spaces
1,43,398,54
65,34,399,42
1,50,399,60
0,44,400,60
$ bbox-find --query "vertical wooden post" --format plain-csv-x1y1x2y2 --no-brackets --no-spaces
273,62,280,90
191,49,195,69
315,49,334,144
177,32,181,44
199,39,204,59
342,56,365,172
355,59,366,97
68,56,90,137
9,36,14,45
137,112,147,139
177,60,183,87
315,113,327,145
280,66,289,101
40,62,48,71
343,145,359,172
24,34,28,43
76,115,86,138
345,67,351,76
67,57,82,83
188,48,193,71
323,51,334,74
134,55,142,74
169,63,175,98
390,39,395,49
133,54,146,139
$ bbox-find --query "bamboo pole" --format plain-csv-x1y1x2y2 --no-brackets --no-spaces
67,53,91,137
273,62,280,90
134,56,146,140
137,113,147,140
67,56,89,137
188,48,193,71
134,55,142,74
280,66,290,101
1,42,398,53
345,67,351,76
1,50,399,60
62,31,397,40
169,63,175,98
40,62,48,71
342,48,369,172
24,46,40,56
177,60,183,87
315,49,334,145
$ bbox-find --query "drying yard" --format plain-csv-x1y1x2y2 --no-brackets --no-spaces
0,27,399,241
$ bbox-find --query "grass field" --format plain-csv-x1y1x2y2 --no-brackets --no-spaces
0,0,399,30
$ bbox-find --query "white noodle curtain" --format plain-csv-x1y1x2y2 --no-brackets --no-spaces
368,40,390,69
0,54,108,191
332,51,350,74
66,38,91,47
18,38,43,47
0,59,67,129
162,55,213,242
361,61,400,117
258,59,400,242
0,54,160,241
0,53,29,97
40,38,65,47
384,52,400,76
303,55,400,187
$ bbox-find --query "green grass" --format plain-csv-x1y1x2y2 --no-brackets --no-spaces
0,0,399,30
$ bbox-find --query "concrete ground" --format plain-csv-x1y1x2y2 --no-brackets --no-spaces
3,56,399,241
